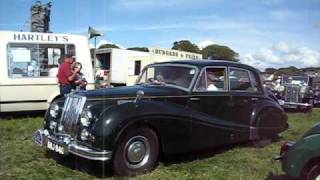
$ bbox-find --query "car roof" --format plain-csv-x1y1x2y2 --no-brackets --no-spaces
152,60,260,73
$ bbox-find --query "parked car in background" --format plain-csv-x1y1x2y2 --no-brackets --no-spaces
34,60,288,176
311,76,320,106
275,122,320,180
277,75,313,112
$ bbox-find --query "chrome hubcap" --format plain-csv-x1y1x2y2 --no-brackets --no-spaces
127,141,146,163
125,136,150,168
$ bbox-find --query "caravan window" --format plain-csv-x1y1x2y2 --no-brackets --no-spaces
7,43,75,78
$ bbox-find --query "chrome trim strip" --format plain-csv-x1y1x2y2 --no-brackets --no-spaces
0,100,47,104
87,95,190,101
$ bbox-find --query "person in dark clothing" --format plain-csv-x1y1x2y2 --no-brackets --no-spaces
56,54,80,95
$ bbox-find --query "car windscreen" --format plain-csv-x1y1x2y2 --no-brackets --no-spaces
137,65,197,89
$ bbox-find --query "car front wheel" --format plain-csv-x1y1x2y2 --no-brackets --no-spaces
304,163,320,180
113,126,159,176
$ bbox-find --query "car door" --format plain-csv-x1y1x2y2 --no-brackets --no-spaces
188,66,235,149
228,67,264,128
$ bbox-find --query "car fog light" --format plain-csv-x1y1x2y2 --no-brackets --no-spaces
86,110,93,119
63,137,71,144
43,129,49,136
58,125,64,132
49,121,57,130
80,129,90,141
278,99,285,106
80,117,90,127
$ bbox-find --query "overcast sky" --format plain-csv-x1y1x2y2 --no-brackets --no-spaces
0,0,319,70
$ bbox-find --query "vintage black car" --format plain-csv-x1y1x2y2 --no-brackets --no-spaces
34,60,288,176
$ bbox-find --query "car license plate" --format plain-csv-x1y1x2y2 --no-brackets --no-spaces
47,140,65,155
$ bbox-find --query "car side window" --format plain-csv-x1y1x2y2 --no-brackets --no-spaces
195,67,227,91
229,68,258,92
249,71,262,92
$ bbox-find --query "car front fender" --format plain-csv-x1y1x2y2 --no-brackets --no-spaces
282,134,320,178
91,99,193,153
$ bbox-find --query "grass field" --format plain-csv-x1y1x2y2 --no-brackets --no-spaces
1,110,320,180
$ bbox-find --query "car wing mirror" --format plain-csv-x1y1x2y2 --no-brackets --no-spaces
135,90,144,103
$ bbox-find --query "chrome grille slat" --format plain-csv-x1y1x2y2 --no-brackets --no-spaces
284,85,300,103
59,94,86,136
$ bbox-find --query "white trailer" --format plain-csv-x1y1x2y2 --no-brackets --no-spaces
95,48,149,86
95,48,203,86
0,31,94,112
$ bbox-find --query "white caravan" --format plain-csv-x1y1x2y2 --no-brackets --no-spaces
95,48,203,86
95,48,150,86
0,31,94,112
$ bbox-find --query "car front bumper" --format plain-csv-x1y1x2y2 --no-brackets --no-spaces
282,102,312,109
34,129,112,161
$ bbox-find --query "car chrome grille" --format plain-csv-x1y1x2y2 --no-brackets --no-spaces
59,94,86,136
284,85,300,103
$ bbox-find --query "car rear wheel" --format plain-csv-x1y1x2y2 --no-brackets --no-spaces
252,110,280,147
113,126,159,176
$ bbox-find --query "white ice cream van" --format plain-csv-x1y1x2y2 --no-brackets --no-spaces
0,31,94,112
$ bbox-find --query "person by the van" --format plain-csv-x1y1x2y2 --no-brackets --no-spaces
72,62,87,90
56,54,80,95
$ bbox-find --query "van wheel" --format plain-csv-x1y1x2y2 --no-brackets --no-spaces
113,127,159,177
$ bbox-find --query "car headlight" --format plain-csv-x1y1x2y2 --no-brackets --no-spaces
80,117,90,127
80,109,93,127
49,103,60,118
49,121,57,130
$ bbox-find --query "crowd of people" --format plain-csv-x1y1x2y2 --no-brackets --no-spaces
56,54,87,96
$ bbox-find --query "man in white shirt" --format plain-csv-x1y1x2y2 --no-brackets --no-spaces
206,71,219,91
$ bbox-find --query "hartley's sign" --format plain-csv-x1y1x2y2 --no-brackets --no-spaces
13,33,69,42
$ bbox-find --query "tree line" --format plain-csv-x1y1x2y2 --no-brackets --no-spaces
265,66,320,76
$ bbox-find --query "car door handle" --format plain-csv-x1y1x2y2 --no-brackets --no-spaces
190,97,200,101
251,97,259,101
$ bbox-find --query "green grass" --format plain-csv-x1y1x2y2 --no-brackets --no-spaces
1,110,320,180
